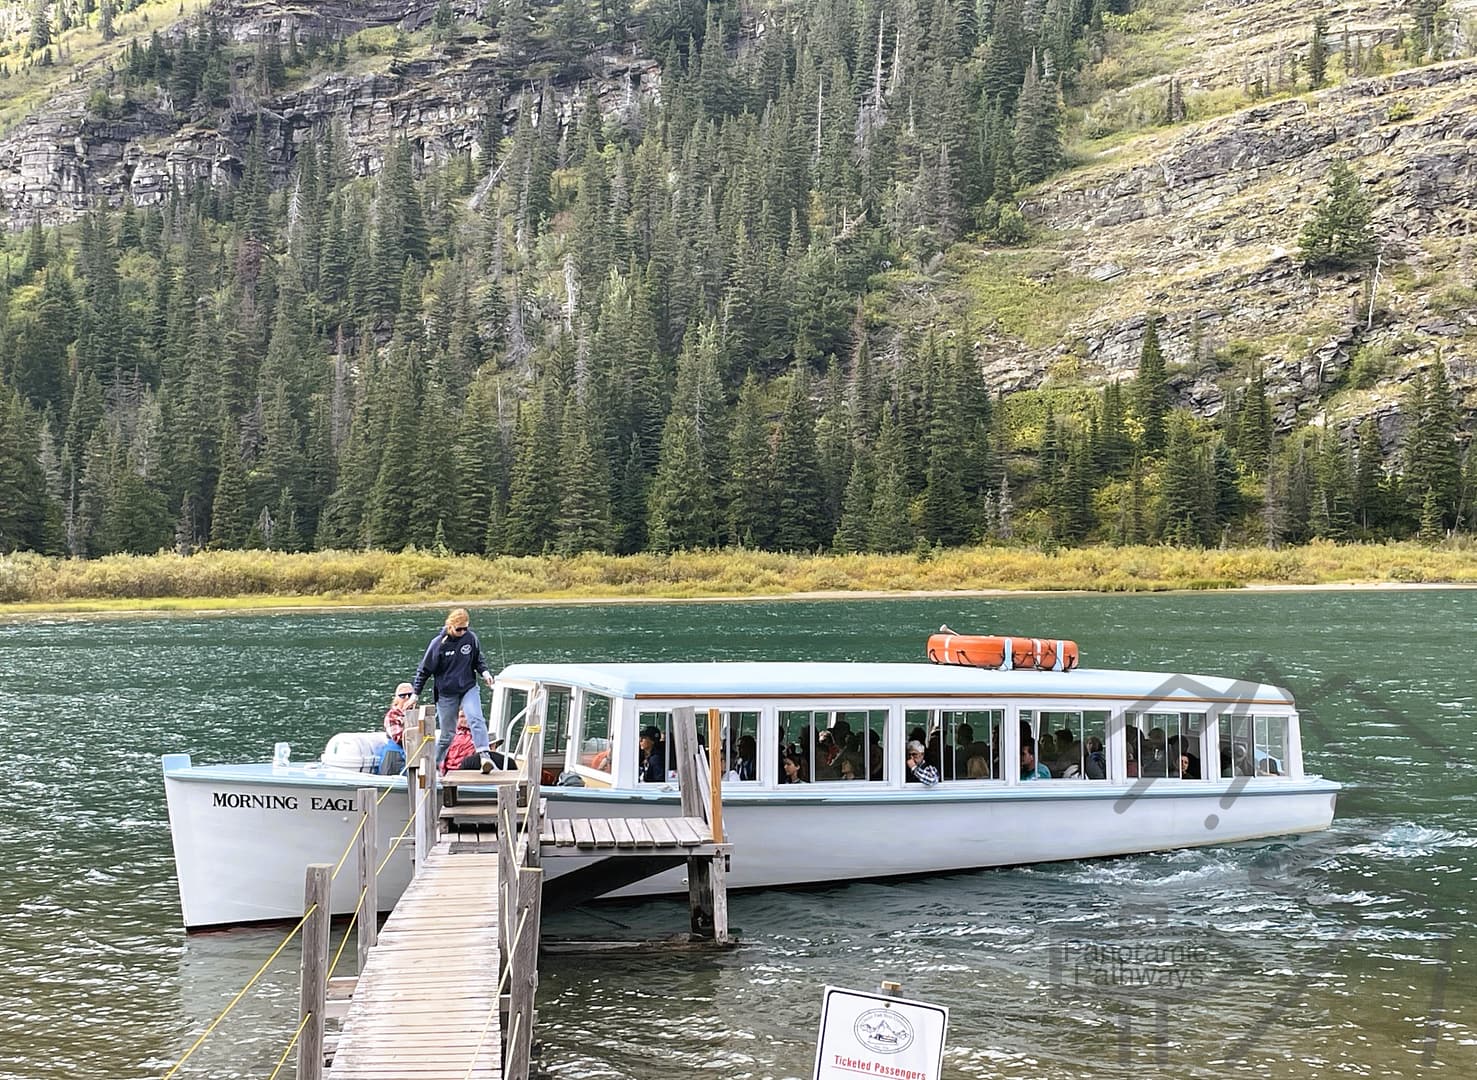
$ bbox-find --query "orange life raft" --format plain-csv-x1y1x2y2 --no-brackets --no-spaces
926,631,1079,672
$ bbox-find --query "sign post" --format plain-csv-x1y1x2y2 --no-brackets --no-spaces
813,985,948,1080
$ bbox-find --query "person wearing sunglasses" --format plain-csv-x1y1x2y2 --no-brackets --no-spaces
382,682,415,745
406,608,498,773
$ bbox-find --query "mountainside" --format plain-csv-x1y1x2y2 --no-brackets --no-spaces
0,0,1475,562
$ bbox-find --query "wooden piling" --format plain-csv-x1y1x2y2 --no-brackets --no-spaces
707,707,724,845
355,788,378,969
506,866,544,1080
298,863,331,1080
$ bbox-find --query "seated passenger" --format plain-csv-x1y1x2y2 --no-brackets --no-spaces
952,723,976,777
639,725,666,782
966,754,991,779
905,741,939,786
383,682,414,746
1084,736,1107,780
442,709,476,773
1180,750,1202,779
836,754,861,781
1020,737,1050,781
868,730,885,780
780,752,807,784
1141,728,1170,777
733,735,757,781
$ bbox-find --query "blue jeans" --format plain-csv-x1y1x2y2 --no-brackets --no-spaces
435,685,490,767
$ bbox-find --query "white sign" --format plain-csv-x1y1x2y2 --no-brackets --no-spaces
813,985,948,1080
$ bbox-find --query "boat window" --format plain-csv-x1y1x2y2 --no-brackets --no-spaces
778,709,886,782
637,710,673,784
720,711,760,782
941,709,1004,780
1221,714,1287,777
827,710,886,782
544,687,572,759
578,693,612,773
1254,716,1289,776
1021,710,1110,779
501,687,529,752
1129,712,1205,779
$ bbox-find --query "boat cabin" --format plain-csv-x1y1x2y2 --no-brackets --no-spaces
490,662,1306,792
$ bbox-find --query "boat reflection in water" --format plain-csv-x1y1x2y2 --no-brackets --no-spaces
162,649,1340,930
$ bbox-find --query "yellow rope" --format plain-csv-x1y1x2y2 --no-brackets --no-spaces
264,1011,312,1080
378,782,433,874
327,890,365,981
330,732,437,879
161,907,314,1079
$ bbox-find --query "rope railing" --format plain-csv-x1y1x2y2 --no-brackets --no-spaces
160,908,316,1079
163,728,438,1077
264,1011,313,1080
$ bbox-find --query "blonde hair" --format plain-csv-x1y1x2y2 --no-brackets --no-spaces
445,608,470,631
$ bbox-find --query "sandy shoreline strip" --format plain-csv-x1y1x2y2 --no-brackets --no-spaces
3,578,1477,621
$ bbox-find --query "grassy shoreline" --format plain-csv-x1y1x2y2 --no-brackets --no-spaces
2,542,1477,617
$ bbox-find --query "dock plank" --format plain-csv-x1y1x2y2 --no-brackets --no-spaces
554,819,575,846
610,818,636,848
589,818,616,848
572,819,597,848
645,818,680,847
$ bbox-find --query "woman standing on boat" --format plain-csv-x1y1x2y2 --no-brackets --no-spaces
407,608,497,774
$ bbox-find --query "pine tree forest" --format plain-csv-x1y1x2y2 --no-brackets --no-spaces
0,0,1471,561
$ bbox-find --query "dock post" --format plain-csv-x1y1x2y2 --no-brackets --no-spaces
298,863,331,1080
355,787,378,968
404,709,425,877
707,707,724,844
497,783,516,963
506,866,544,1080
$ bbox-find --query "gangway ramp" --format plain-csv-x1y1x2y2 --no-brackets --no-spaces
326,842,502,1079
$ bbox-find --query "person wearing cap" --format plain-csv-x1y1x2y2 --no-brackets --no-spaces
406,608,498,773
383,682,414,746
638,725,666,783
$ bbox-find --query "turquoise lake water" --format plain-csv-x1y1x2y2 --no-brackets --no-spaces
1,591,1473,1078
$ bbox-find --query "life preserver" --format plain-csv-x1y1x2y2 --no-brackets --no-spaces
591,750,611,771
926,633,1079,672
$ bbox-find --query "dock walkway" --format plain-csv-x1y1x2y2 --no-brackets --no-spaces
327,842,502,1079
296,701,729,1080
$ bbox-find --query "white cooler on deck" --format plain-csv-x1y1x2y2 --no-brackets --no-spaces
321,731,391,772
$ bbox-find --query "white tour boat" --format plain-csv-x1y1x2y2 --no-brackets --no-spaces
162,651,1340,929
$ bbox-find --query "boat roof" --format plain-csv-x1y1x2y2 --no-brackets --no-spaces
493,662,1294,706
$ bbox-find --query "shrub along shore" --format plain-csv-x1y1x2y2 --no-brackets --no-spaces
2,542,1477,615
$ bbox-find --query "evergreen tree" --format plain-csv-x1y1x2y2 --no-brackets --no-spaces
554,394,614,554
769,365,824,551
1160,412,1205,545
1012,54,1062,185
27,1,51,54
1352,417,1383,532
1308,15,1329,89
867,413,915,553
1134,316,1169,454
1299,159,1379,270
725,371,773,547
209,420,250,548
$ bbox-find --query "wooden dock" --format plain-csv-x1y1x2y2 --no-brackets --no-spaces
293,700,730,1080
327,843,503,1078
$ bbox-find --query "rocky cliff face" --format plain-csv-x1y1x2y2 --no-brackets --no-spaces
1004,54,1477,445
0,2,658,228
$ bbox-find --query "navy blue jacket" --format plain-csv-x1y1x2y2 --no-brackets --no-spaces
412,629,490,700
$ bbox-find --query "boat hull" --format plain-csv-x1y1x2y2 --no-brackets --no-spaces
162,756,1338,930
